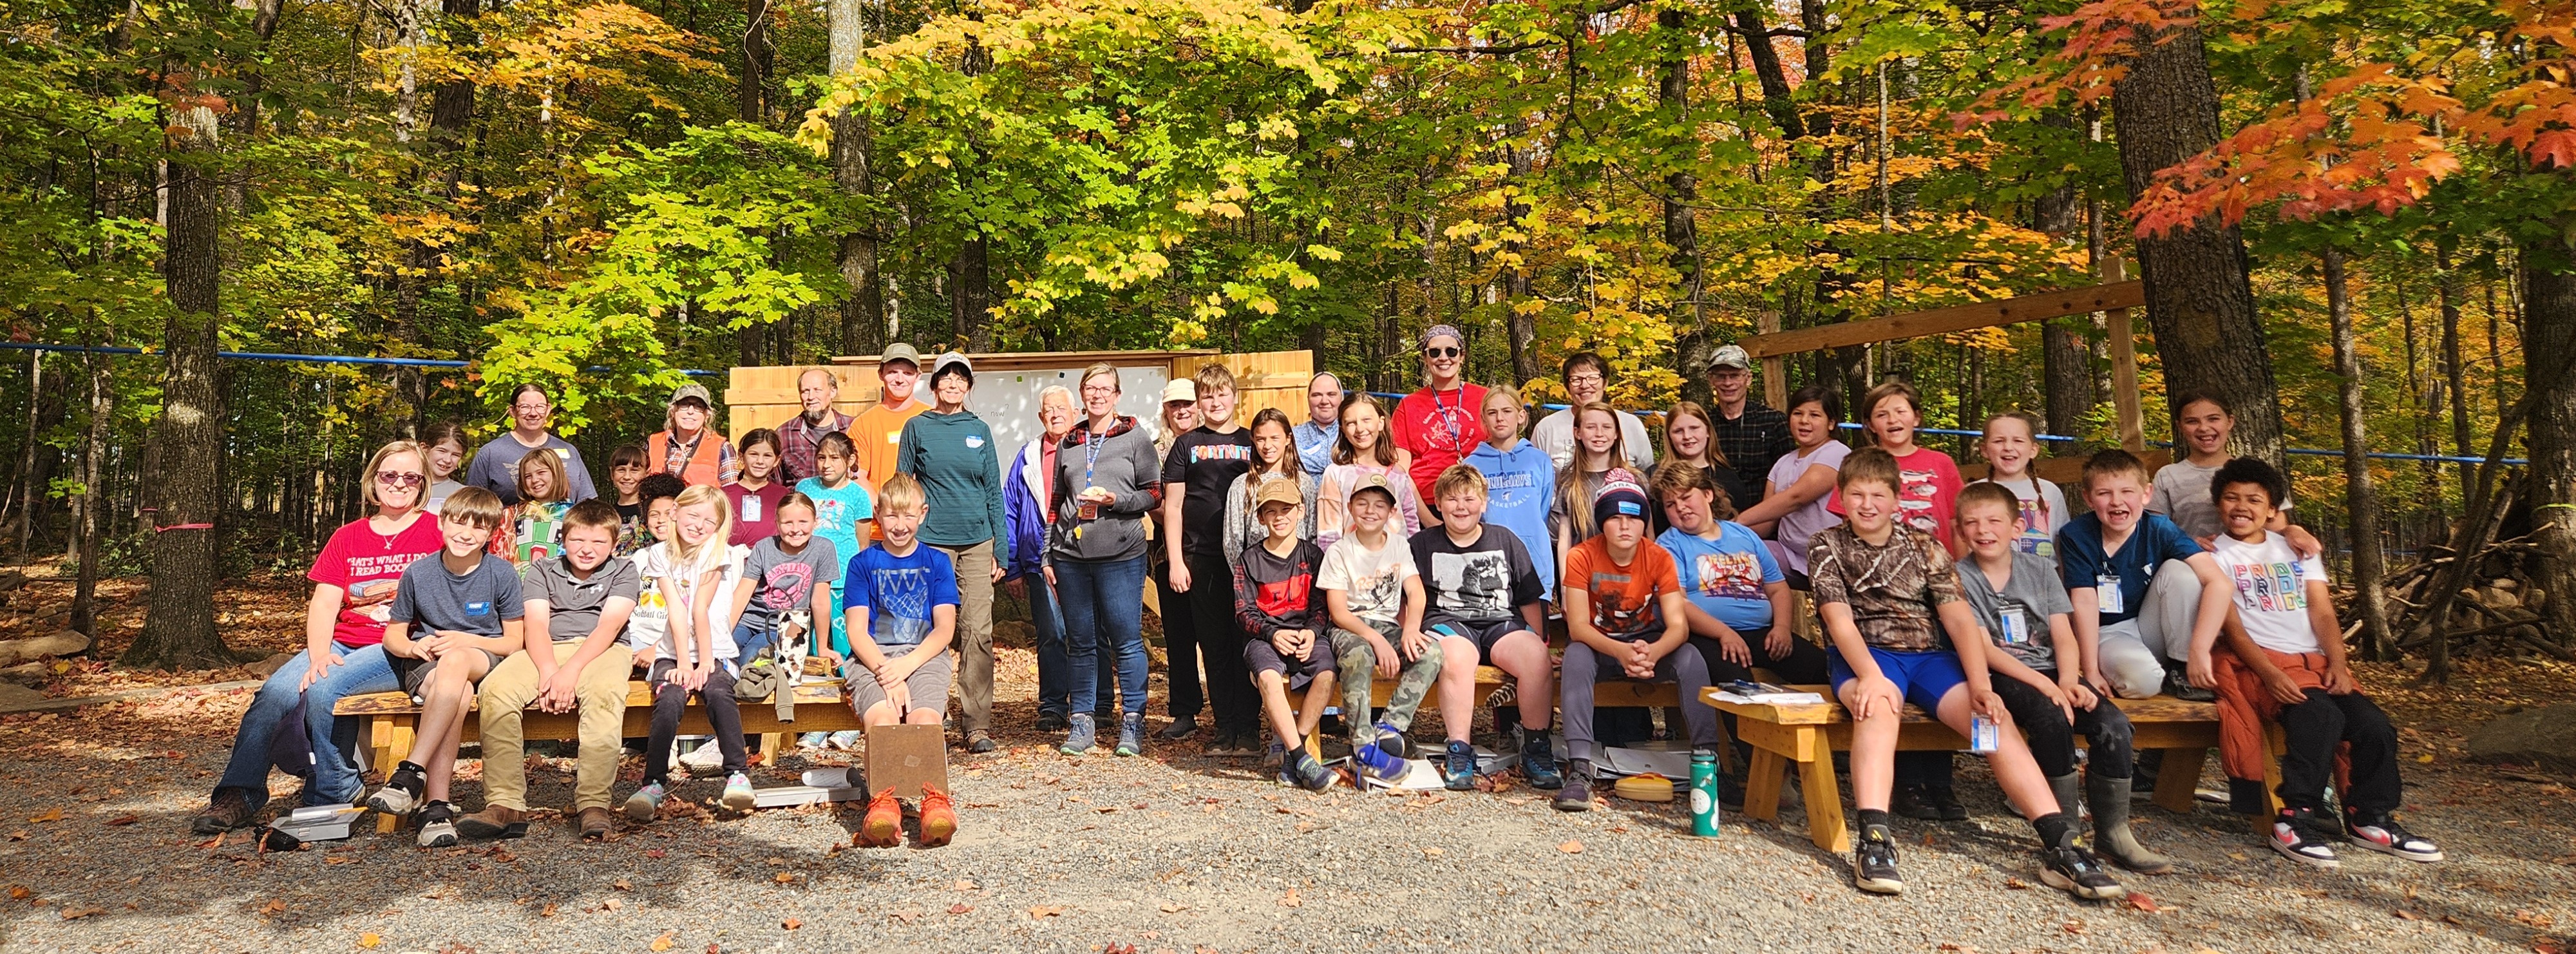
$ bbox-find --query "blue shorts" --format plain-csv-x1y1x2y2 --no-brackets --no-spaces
1828,647,1968,714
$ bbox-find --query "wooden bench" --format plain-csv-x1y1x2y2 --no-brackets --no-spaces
1703,685,2280,853
1281,665,1685,714
336,682,859,832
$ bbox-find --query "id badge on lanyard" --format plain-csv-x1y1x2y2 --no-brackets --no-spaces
2096,575,2125,615
1996,605,2031,645
1076,434,1105,533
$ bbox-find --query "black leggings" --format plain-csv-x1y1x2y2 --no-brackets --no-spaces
1690,627,1829,686
2278,689,2401,816
644,658,746,784
1988,673,2135,779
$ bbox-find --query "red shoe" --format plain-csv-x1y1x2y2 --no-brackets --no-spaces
916,783,956,848
857,787,903,848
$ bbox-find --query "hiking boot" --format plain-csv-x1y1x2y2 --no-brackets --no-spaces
1554,760,1595,812
2269,807,2340,868
1059,713,1097,756
2088,774,2173,874
455,805,529,841
576,806,614,841
1034,711,1070,734
1282,749,1334,792
366,763,426,817
2345,810,2443,863
191,788,258,834
1154,716,1200,741
916,784,956,847
1854,824,1904,895
1443,741,1477,791
966,731,997,755
1519,730,1562,790
2161,661,2216,702
623,781,668,824
2040,832,2126,900
722,772,757,810
417,801,459,848
1115,713,1144,758
857,788,904,848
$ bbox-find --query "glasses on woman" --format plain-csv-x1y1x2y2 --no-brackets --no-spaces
376,471,426,489
1424,347,1461,358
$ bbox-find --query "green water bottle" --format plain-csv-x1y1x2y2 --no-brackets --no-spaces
1689,751,1720,837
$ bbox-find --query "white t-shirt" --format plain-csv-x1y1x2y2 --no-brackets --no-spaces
2209,532,2329,655
2147,457,2225,540
625,542,675,652
1530,408,1656,472
1971,475,2072,562
1766,441,1851,573
636,541,748,663
1317,533,1419,628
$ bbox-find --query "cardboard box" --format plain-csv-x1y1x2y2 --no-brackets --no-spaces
864,723,949,794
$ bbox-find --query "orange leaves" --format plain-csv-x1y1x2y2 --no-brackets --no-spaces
2132,64,2465,236
1956,0,2202,126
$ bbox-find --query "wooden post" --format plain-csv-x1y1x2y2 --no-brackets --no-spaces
1758,310,1788,410
2104,257,2146,452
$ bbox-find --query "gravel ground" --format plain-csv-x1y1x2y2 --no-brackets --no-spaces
1,649,2571,954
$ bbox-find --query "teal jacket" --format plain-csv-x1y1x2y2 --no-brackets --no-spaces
895,408,1011,563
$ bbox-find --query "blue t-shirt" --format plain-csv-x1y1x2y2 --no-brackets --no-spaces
1464,441,1558,597
797,477,876,654
844,543,960,649
1658,522,1782,633
2054,511,2202,625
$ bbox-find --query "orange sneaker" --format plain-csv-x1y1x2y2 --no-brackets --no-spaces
916,783,956,848
857,787,903,848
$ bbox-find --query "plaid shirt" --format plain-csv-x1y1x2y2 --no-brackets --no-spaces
775,409,854,485
1710,401,1793,505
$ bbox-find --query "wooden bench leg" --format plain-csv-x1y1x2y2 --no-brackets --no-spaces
1799,735,1850,854
759,732,785,765
374,718,415,834
2152,745,2208,814
1744,747,1786,822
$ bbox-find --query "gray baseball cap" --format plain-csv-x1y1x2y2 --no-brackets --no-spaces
1707,345,1752,372
880,342,923,370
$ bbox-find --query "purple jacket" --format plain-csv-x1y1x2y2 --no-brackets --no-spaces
1001,435,1053,580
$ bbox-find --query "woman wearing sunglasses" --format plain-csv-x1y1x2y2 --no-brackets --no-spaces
1390,323,1490,505
189,441,449,834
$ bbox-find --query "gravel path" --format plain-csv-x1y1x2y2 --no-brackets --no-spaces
1,652,2569,953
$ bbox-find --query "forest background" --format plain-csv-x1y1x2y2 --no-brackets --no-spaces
3,0,2571,673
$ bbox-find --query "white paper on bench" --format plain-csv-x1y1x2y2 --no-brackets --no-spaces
1713,690,1826,705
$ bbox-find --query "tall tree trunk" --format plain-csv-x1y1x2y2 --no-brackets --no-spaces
2034,111,2096,439
127,90,234,670
2322,249,2393,659
1732,8,1803,140
71,344,113,639
13,354,41,558
828,0,884,358
739,0,772,124
2521,249,2576,644
2108,14,2285,461
2438,247,2473,486
1660,8,1706,405
954,234,991,352
390,0,431,428
1502,122,1539,387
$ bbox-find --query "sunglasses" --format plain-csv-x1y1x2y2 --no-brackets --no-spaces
1423,347,1461,358
376,471,426,488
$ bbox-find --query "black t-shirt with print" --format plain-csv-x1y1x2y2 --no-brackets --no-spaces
1162,426,1256,559
1409,523,1544,627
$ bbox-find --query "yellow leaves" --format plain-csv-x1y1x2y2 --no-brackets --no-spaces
649,931,675,951
356,933,383,949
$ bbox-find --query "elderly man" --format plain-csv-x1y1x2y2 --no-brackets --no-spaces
1529,350,1656,471
466,383,599,505
1703,345,1793,506
776,367,854,485
1293,372,1343,476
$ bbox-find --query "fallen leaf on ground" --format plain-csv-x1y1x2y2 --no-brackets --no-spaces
356,933,382,949
1027,905,1063,918
645,849,667,860
1278,890,1302,908
2126,892,2164,913
772,872,794,884
1558,839,1584,854
2003,877,2030,890
2396,910,2423,921
260,899,287,915
612,878,633,892
649,931,674,951
1159,902,1184,913
783,919,802,930
949,903,974,915
598,898,623,912
28,808,61,823
59,908,103,921
953,879,977,891
890,910,921,923
7,886,27,899
102,815,137,826
1422,847,1444,857
540,903,558,917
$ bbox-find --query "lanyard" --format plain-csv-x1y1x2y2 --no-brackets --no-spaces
1430,388,1463,449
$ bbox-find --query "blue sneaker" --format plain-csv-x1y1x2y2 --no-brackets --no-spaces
1372,722,1412,759
797,732,831,749
1061,713,1097,756
1353,742,1409,785
1519,730,1562,790
1443,741,1477,790
1115,713,1144,758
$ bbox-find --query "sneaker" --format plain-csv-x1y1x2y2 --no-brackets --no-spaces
1261,738,1286,770
576,806,614,841
2270,808,2341,868
1115,713,1144,758
1442,741,1476,791
2040,835,2126,900
1034,711,1070,734
1519,732,1562,790
1553,760,1595,812
2345,810,2443,862
722,772,757,810
1282,749,1335,792
1154,716,1200,741
829,730,864,750
366,763,426,816
797,732,831,749
1371,722,1412,759
678,739,726,774
857,787,904,848
1353,741,1410,785
2161,661,2217,702
916,784,956,847
191,788,258,834
1060,713,1097,756
455,805,529,841
1854,824,1904,894
417,801,459,848
623,782,668,824
966,731,998,755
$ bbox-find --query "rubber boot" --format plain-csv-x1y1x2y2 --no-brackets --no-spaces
2047,772,2083,822
2088,773,2174,874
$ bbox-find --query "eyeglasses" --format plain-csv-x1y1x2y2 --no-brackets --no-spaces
1566,374,1604,386
1081,384,1118,395
1423,347,1460,358
375,472,426,488
513,404,550,414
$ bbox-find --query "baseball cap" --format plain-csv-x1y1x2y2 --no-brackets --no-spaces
1161,379,1198,405
667,383,713,408
1591,468,1650,528
879,342,923,370
1707,345,1751,372
1350,470,1399,505
1253,477,1304,510
930,351,973,383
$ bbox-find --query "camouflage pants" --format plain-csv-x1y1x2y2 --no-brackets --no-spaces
1329,620,1444,749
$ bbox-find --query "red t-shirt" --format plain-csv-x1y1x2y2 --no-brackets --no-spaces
725,481,791,546
1565,536,1681,641
1392,383,1489,505
307,514,446,647
1827,446,1965,556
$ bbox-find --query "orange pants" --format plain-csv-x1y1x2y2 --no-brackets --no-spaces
2211,647,2354,797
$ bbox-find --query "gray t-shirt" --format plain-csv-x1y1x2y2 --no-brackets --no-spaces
387,553,527,638
520,554,641,643
2146,457,2224,541
740,536,842,628
1954,551,2075,671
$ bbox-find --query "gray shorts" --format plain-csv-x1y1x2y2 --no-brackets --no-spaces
844,649,953,718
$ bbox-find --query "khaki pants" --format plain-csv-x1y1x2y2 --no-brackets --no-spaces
937,540,997,737
478,642,633,812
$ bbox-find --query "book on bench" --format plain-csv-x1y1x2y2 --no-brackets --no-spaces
1714,681,1825,706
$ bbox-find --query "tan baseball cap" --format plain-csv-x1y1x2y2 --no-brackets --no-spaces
1160,379,1197,405
880,342,923,370
1253,477,1304,510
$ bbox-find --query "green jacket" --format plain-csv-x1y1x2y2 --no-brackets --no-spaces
895,408,1010,563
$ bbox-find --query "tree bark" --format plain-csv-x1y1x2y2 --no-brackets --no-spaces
2034,111,2095,439
2322,249,2393,659
1660,8,1707,405
739,0,772,124
953,234,991,352
71,343,114,639
2438,246,2473,484
828,0,884,358
2108,14,2285,462
126,92,234,669
2520,249,2576,644
1732,7,1803,140
1502,121,1539,388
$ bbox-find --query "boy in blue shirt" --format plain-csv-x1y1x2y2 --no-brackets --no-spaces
842,473,960,848
2054,450,2233,701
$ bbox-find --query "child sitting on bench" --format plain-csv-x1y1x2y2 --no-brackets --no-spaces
368,487,526,848
841,473,961,848
1413,464,1558,790
1232,477,1338,791
463,499,639,842
1810,449,2121,900
1554,470,1717,812
1321,472,1461,787
2204,457,2441,868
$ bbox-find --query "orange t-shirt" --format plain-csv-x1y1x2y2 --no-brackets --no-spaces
1565,536,1680,641
851,396,931,540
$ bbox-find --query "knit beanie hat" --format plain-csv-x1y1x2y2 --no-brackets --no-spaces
1592,468,1650,529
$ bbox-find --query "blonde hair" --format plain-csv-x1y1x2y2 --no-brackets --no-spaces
1981,410,2051,523
514,446,569,504
361,440,428,510
668,484,736,574
1432,463,1488,502
1553,401,1628,542
1663,401,1729,468
1481,384,1526,437
438,486,506,531
1192,361,1237,396
876,472,927,516
1080,362,1121,393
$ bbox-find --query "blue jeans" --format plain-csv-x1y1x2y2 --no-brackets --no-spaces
734,616,778,663
216,643,397,811
1056,555,1148,718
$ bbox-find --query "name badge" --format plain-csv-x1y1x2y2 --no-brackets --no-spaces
466,600,492,617
1996,606,2031,645
2096,575,2124,615
742,495,762,524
